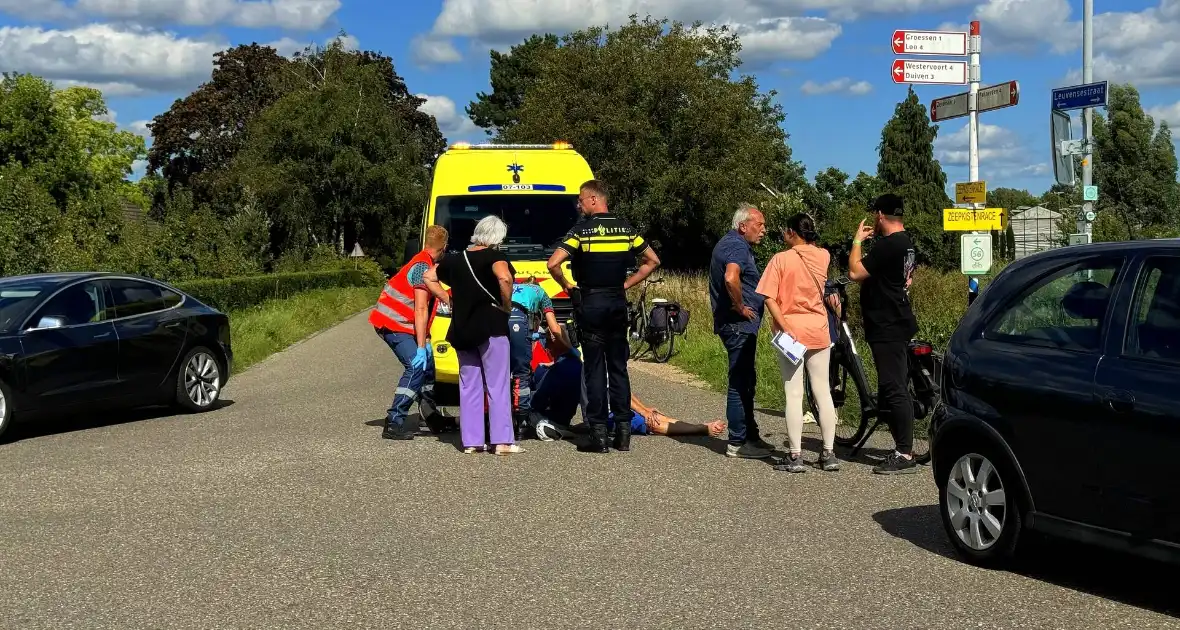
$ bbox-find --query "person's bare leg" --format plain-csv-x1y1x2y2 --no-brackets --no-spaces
642,407,727,437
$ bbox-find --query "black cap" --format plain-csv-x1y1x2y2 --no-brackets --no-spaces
870,193,904,217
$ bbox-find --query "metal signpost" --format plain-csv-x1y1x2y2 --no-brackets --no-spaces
893,20,1022,295
1050,0,1102,236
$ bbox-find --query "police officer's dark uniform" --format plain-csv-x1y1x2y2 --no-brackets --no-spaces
557,213,651,452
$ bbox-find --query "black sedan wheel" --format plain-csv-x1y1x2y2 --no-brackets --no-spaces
938,443,1024,567
0,379,11,439
177,346,223,412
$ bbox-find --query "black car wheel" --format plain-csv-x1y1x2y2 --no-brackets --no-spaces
0,379,11,440
176,346,223,412
937,439,1024,567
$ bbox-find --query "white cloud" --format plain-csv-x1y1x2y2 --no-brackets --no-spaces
726,17,841,64
800,77,872,96
951,0,1180,87
934,121,1051,180
127,119,151,138
19,0,342,30
411,35,462,65
268,32,357,58
53,78,146,96
414,0,967,65
0,24,224,94
415,93,479,140
1147,101,1180,127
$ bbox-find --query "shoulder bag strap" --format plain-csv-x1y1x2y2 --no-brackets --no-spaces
464,250,501,305
794,248,837,318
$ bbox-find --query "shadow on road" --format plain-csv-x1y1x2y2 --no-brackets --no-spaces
874,505,1180,618
364,415,465,450
3,399,236,444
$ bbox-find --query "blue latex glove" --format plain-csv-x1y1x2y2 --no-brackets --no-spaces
529,331,543,341
411,346,429,370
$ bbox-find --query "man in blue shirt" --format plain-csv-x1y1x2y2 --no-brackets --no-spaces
509,278,562,436
708,203,772,459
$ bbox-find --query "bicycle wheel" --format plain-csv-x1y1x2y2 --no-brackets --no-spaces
911,354,943,465
825,356,873,450
651,329,674,363
628,309,647,359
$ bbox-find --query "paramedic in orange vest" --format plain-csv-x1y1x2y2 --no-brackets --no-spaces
371,225,450,440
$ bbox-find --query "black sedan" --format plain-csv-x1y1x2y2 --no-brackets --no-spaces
0,272,232,439
931,239,1180,566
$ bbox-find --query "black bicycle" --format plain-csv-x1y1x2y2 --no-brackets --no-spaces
804,275,941,464
627,277,688,363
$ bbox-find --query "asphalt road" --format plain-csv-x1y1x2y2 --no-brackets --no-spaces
1,313,1176,629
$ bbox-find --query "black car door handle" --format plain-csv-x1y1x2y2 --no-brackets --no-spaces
165,321,184,329
93,331,112,339
1103,389,1136,413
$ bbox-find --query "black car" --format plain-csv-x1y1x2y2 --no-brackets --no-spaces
931,239,1180,566
0,272,232,439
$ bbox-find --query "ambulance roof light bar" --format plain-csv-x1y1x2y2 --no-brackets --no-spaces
449,141,573,150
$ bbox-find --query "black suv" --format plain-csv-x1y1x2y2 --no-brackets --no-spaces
931,239,1180,566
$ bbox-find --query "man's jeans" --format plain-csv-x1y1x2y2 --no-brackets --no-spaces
718,326,759,446
508,309,534,425
382,330,437,429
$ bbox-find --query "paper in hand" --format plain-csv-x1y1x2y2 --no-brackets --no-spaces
771,330,806,365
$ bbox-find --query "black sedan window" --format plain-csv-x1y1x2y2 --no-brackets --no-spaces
28,282,106,328
108,279,166,318
985,258,1123,353
0,282,52,332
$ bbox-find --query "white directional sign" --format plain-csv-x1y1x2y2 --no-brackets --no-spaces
961,233,993,276
891,29,969,56
930,80,1020,122
891,59,968,85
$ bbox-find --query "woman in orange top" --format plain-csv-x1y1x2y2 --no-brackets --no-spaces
755,213,840,473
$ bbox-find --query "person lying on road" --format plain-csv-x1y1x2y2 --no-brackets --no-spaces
528,329,725,441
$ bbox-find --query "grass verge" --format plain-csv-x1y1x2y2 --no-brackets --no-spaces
228,286,377,374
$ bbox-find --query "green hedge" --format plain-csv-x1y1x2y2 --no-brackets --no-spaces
175,268,384,312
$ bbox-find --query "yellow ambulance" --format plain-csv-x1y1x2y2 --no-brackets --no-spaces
414,141,594,385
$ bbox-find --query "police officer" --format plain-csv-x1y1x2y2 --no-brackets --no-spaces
547,179,660,453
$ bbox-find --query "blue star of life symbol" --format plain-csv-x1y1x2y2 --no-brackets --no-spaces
507,162,524,175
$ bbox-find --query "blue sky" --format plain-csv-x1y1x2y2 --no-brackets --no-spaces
3,0,1178,197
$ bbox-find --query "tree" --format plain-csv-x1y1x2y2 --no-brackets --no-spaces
226,39,441,265
876,87,954,269
1091,83,1179,241
467,34,559,137
986,187,1039,214
146,44,290,200
498,15,807,268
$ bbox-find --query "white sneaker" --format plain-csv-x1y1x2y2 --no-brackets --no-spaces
535,420,561,441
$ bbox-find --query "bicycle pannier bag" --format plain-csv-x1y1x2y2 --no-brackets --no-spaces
648,304,670,331
668,303,690,334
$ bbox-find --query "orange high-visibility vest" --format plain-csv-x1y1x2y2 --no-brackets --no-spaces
370,250,437,335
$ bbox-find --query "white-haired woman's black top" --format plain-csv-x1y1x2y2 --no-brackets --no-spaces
435,248,517,351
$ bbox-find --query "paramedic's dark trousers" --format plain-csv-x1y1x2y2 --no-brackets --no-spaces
577,288,631,430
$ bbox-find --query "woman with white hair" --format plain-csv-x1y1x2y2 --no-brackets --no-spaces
424,215,521,455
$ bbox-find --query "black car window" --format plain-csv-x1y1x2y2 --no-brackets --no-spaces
984,257,1123,353
108,279,165,318
28,281,107,328
1125,256,1180,363
161,287,183,309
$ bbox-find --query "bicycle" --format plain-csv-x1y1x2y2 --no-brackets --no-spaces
626,277,688,363
803,275,941,465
